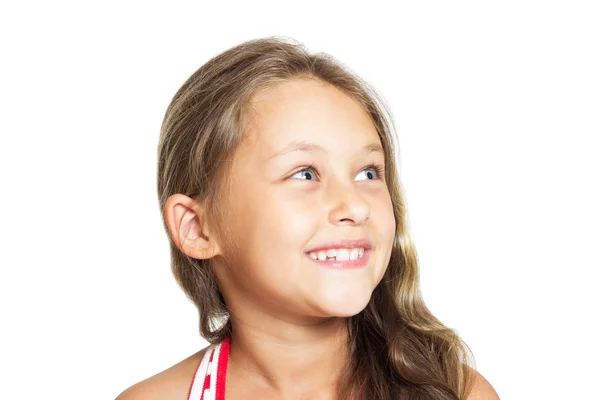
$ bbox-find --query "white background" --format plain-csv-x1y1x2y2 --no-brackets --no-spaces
1,1,598,399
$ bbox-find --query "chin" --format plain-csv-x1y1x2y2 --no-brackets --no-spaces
312,284,375,318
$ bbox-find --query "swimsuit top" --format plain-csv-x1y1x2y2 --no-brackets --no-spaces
187,336,231,400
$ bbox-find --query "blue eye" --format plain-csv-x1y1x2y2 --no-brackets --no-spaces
356,165,381,181
290,165,318,180
289,163,384,181
359,163,385,180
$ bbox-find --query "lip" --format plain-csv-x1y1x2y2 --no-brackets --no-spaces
305,239,372,253
305,248,371,269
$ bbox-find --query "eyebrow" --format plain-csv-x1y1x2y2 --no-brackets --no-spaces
268,140,384,160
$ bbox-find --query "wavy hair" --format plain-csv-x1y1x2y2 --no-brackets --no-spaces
156,36,475,399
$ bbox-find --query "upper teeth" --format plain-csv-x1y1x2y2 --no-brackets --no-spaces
308,248,365,261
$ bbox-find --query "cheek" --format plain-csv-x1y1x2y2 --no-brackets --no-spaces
234,188,317,266
231,201,316,301
379,191,396,232
383,200,397,240
258,196,317,250
373,192,396,270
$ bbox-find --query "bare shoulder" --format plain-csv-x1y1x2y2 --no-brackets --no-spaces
465,367,500,400
115,346,210,400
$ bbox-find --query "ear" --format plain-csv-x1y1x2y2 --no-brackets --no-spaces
163,194,221,260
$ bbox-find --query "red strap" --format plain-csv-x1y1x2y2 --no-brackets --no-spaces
215,336,231,400
197,348,215,400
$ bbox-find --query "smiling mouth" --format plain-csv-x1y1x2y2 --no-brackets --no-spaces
305,248,370,269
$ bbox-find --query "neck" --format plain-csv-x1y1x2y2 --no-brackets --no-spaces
227,311,349,398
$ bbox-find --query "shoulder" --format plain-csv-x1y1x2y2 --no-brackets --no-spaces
115,347,210,400
465,367,500,400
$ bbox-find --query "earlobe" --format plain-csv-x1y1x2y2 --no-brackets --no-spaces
164,194,220,260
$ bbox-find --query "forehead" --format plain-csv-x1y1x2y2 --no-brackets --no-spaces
243,78,381,157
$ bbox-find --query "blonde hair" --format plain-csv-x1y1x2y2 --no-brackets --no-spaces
157,36,475,399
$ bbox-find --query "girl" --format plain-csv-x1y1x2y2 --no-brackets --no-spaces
117,36,499,400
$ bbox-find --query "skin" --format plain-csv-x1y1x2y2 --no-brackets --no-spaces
116,78,500,400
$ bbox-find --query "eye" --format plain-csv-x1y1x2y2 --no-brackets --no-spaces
289,163,385,181
356,163,385,181
290,163,319,181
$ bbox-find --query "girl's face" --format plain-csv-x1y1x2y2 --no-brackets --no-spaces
213,78,396,321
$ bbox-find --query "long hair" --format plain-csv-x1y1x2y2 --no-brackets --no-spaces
156,36,475,399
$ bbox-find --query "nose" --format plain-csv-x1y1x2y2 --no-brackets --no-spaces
326,177,370,226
